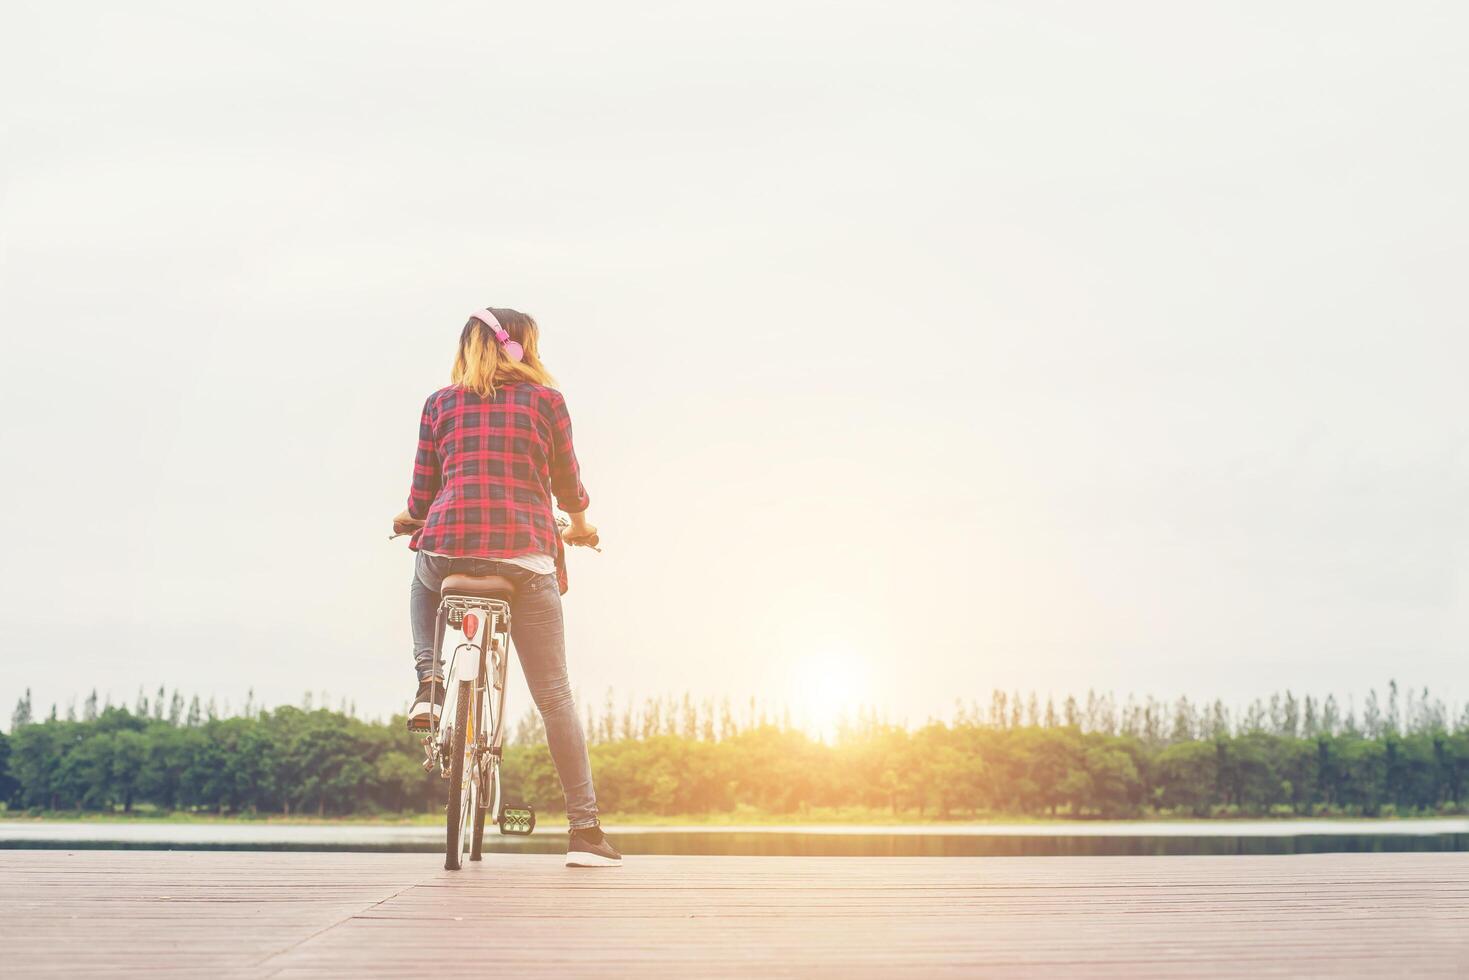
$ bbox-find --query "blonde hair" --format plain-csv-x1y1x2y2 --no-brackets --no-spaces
451,308,556,397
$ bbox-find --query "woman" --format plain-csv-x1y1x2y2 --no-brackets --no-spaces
392,307,620,868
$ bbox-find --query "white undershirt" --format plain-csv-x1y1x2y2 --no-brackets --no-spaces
424,551,556,576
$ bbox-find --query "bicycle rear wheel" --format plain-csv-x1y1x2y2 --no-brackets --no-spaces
443,679,474,870
470,626,507,862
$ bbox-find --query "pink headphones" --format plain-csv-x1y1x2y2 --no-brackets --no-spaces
470,308,524,362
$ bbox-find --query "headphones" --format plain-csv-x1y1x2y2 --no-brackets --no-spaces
470,308,524,362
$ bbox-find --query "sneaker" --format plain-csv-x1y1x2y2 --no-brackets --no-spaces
406,678,445,732
566,823,622,868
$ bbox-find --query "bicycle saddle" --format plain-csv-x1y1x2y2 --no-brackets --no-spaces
441,573,516,599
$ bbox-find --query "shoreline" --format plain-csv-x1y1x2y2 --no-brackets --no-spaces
3,809,1467,826
2,816,1466,840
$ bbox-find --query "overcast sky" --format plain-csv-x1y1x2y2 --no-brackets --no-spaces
2,1,1466,731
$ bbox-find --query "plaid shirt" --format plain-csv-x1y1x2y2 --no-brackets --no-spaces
406,383,590,594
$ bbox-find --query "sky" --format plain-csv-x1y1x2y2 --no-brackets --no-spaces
2,1,1467,733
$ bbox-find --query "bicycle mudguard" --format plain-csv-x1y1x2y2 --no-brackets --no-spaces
498,803,535,836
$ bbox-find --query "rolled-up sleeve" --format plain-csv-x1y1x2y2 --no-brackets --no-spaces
543,390,590,514
405,396,441,520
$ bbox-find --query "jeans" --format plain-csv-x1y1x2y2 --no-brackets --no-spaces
411,552,598,830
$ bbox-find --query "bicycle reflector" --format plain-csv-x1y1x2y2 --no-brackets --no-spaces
462,612,479,641
499,803,535,836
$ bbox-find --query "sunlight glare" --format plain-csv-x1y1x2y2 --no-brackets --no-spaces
788,648,870,742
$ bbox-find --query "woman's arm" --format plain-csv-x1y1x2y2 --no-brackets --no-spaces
405,396,442,521
544,390,598,545
544,390,590,515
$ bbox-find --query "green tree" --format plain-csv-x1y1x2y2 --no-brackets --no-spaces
1155,740,1217,816
0,730,19,804
12,689,33,730
1084,742,1141,817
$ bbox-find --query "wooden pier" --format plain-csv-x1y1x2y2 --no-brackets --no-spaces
2,850,1466,977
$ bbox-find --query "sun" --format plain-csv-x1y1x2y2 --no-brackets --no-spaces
787,649,870,742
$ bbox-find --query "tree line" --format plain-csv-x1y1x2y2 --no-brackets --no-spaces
3,682,1467,819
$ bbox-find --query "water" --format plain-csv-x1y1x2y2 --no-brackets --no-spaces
3,819,1466,856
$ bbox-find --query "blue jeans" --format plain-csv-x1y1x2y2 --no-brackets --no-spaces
411,552,598,830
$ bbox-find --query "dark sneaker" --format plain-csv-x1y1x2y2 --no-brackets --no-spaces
566,823,622,868
406,678,445,732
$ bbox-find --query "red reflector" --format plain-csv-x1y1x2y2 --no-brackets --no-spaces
462,613,479,640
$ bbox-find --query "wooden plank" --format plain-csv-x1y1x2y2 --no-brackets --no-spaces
0,851,1465,978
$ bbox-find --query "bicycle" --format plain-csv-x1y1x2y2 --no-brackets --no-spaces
392,516,598,870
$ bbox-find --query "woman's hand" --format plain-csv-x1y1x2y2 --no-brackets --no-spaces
392,509,425,536
560,513,600,549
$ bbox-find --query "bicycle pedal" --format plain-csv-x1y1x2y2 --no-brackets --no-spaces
498,803,535,836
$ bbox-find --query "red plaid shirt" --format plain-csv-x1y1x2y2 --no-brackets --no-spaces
406,383,590,594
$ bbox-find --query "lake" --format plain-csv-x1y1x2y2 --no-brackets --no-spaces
3,818,1467,856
